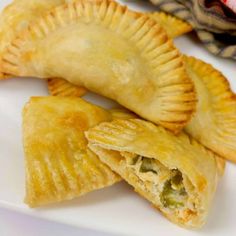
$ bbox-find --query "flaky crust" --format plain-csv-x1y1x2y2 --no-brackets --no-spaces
2,0,196,133
48,78,87,97
148,12,192,38
23,96,120,207
86,118,219,228
46,9,193,98
0,0,189,82
109,108,138,120
0,0,67,79
45,10,192,96
184,56,236,163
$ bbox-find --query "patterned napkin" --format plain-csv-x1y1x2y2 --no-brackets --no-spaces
150,0,236,60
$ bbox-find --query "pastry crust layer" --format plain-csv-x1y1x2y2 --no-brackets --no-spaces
47,10,193,97
149,12,192,38
2,0,196,133
184,56,236,163
23,96,120,207
0,0,66,79
86,118,219,228
48,78,87,97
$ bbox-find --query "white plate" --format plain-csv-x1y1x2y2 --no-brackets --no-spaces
0,1,235,235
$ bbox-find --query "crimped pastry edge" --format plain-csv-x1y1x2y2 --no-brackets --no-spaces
2,0,196,133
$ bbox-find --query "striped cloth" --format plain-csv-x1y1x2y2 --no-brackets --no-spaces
150,0,236,60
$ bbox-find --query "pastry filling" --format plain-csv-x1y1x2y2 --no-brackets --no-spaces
160,172,187,209
123,154,197,215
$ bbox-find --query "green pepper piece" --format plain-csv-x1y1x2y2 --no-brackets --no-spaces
160,172,187,209
131,155,140,165
139,157,157,174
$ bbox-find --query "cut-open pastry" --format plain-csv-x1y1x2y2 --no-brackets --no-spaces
148,12,192,38
86,119,219,228
3,0,196,133
23,96,121,207
184,56,236,163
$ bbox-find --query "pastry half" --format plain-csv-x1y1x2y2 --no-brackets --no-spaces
184,56,236,163
3,0,196,133
148,12,192,38
86,119,219,228
23,96,120,207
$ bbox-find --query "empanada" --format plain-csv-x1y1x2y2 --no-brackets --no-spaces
46,10,192,97
86,119,219,228
3,0,196,133
184,56,236,163
23,96,120,207
148,12,192,38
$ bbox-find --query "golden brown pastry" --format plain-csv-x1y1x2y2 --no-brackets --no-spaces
23,96,120,207
46,10,193,97
0,0,67,79
184,56,236,163
3,0,196,133
0,0,88,94
0,0,192,102
215,156,226,177
149,12,193,38
48,78,87,97
86,119,219,228
109,108,138,120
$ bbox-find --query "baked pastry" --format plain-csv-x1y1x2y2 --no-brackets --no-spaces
184,56,236,163
86,119,219,228
110,108,138,120
0,0,88,95
46,10,193,97
0,0,192,103
3,0,196,133
0,0,88,94
149,12,192,38
48,78,87,97
0,0,67,79
23,96,120,207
